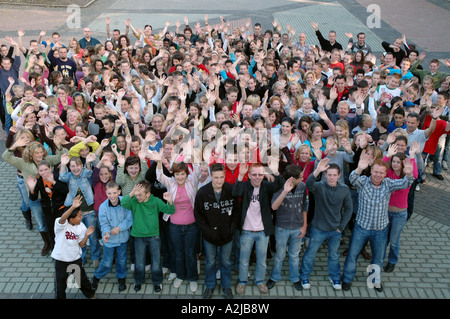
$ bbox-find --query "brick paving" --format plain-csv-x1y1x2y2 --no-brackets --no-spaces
0,0,449,304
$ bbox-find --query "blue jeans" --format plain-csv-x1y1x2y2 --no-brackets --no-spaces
81,211,101,264
17,175,30,212
169,222,199,282
443,134,450,163
342,223,388,284
134,236,163,285
3,98,12,135
29,198,46,232
384,209,408,265
160,217,175,272
300,226,342,282
271,227,303,283
238,230,269,286
232,229,241,271
203,239,232,289
94,242,128,279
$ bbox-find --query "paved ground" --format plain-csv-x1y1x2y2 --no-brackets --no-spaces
0,0,449,307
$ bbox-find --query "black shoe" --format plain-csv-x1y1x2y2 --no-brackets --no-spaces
374,283,384,292
91,276,100,290
22,210,33,231
118,279,126,292
134,284,141,292
203,287,214,299
342,282,351,291
293,281,303,291
432,174,444,180
154,284,162,293
266,279,276,290
384,263,396,273
223,288,233,299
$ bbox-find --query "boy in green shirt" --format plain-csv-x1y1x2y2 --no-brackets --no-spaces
121,180,175,293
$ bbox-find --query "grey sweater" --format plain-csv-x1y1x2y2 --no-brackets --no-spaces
315,151,354,185
271,182,307,230
306,173,353,232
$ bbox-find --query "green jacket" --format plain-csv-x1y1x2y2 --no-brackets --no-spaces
121,194,175,237
2,148,66,192
410,59,449,89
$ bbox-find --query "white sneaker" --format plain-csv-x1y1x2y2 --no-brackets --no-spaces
189,281,198,292
173,278,183,288
415,184,420,191
168,272,177,281
329,277,342,290
216,270,221,280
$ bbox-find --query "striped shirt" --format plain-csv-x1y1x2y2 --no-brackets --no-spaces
349,171,415,230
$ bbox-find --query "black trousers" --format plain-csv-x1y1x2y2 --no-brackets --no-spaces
54,258,95,299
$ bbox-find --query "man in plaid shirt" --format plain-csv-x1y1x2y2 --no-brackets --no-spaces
342,152,415,292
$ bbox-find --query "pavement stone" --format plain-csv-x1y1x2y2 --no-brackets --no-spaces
0,0,449,308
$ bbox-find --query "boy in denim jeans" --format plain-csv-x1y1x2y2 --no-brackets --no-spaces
91,181,133,292
121,180,175,293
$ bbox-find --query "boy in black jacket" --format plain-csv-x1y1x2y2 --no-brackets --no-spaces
232,162,284,295
194,163,240,299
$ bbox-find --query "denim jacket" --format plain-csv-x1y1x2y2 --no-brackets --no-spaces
59,167,94,207
98,196,133,248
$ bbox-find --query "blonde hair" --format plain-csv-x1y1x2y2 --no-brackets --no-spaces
22,141,48,163
294,144,312,163
13,129,35,152
46,95,59,107
246,94,261,109
335,119,349,140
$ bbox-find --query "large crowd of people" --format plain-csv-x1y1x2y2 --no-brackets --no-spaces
0,14,449,299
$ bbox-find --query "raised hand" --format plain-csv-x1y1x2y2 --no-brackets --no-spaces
403,158,414,176
387,143,398,158
86,153,96,164
358,151,371,171
60,153,70,166
283,177,295,193
72,194,83,208
26,175,37,191
316,157,330,173
163,192,173,205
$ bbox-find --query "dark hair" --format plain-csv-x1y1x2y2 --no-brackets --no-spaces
326,163,341,174
282,164,303,180
393,107,405,117
394,135,408,145
406,112,420,121
172,161,190,175
124,155,141,174
137,180,151,194
67,208,81,221
210,163,225,174
376,113,390,129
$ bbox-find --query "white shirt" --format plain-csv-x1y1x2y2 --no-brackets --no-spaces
243,187,264,231
51,218,86,262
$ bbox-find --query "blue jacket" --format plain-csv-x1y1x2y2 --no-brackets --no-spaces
59,167,95,207
98,197,133,247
